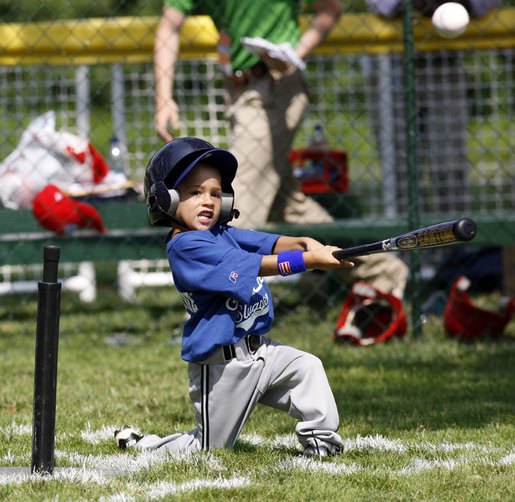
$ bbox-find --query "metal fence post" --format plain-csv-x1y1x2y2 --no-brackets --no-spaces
378,53,397,218
76,65,90,138
402,0,422,337
111,63,128,173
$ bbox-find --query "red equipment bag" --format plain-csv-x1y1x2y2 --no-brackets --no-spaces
290,149,348,194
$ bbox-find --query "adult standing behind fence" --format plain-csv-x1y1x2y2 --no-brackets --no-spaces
154,0,342,228
365,0,500,216
154,0,409,299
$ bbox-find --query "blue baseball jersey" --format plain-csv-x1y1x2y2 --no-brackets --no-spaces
166,225,281,362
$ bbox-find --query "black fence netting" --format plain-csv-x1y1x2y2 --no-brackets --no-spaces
0,2,513,343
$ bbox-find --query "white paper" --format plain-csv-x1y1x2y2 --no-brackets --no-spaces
241,37,306,71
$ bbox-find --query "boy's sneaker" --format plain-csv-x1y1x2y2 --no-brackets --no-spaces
303,444,342,459
114,425,142,449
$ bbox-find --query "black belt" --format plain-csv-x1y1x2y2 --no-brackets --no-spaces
222,334,262,362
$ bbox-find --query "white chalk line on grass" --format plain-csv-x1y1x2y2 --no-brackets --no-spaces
499,452,515,466
0,449,228,489
398,452,515,475
0,421,32,436
55,448,227,476
1,422,507,457
1,422,513,497
270,456,364,476
272,452,515,477
0,421,123,444
80,423,118,444
238,432,510,457
100,475,251,502
0,468,111,487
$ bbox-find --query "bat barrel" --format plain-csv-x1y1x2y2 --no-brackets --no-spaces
332,218,477,260
453,218,476,241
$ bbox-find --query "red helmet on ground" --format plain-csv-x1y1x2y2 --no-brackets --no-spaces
333,281,407,346
443,276,515,341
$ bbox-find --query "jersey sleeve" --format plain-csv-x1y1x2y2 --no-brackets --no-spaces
226,226,281,255
168,231,266,304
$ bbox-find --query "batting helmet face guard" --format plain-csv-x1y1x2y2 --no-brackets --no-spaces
144,137,239,227
333,281,407,346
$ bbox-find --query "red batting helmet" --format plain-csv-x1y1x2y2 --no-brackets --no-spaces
333,281,407,346
444,276,515,340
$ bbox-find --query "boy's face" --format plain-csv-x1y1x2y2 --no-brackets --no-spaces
175,164,223,231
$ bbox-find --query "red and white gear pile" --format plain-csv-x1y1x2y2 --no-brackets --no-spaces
0,111,115,234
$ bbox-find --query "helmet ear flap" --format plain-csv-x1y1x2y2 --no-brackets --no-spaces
167,188,180,218
148,181,180,219
218,192,234,225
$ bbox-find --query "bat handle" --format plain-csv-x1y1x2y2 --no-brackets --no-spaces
332,248,366,261
333,249,350,261
332,241,384,261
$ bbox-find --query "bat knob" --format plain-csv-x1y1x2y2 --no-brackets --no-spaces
454,218,477,241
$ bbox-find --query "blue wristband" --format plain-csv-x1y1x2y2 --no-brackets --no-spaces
277,251,306,276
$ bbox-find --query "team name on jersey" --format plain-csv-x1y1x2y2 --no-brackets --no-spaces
226,293,270,331
252,276,264,295
180,291,198,313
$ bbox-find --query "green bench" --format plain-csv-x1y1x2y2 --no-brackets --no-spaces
1,201,513,266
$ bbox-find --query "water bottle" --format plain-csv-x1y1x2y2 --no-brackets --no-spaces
310,122,328,150
109,136,122,172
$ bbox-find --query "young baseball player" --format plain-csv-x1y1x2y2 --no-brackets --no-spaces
115,137,353,457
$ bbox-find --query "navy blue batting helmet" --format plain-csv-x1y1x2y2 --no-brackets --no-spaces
144,137,238,227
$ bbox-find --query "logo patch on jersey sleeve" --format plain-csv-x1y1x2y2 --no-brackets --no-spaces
229,271,239,283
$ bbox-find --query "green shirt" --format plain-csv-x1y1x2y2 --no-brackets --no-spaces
164,0,314,71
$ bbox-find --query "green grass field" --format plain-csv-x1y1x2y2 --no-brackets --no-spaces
0,287,514,501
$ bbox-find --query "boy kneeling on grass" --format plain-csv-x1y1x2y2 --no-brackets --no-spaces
115,137,353,457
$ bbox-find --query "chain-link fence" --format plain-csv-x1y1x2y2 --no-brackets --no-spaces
1,4,514,339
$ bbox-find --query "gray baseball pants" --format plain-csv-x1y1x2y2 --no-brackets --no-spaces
135,335,343,453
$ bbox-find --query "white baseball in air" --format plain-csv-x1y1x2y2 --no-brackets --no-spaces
432,2,470,39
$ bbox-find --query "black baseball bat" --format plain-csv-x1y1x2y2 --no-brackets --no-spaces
332,218,477,261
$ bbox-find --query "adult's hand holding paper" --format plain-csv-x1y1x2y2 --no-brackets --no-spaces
241,37,306,71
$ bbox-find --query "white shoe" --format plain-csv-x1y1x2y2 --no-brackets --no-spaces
114,425,142,449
